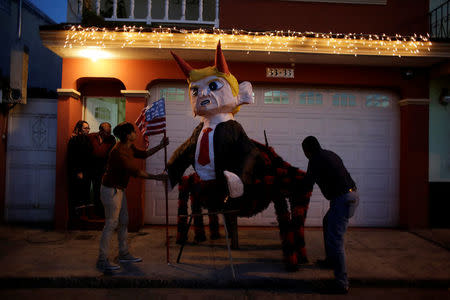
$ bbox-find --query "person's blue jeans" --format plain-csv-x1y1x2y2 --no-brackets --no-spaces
323,191,359,288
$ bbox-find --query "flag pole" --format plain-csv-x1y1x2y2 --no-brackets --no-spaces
163,129,170,264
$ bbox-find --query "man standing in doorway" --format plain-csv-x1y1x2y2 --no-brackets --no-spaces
300,136,359,294
88,122,116,218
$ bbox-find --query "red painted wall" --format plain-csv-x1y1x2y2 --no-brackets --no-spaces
220,0,429,35
399,103,429,228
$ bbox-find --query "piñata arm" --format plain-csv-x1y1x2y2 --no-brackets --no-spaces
167,123,203,188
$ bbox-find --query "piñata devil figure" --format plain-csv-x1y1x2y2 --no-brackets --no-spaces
167,42,312,270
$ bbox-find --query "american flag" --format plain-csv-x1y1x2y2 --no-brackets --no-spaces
136,98,166,147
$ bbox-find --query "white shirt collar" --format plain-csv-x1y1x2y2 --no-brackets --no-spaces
202,113,234,128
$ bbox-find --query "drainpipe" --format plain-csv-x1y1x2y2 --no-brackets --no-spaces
17,0,22,40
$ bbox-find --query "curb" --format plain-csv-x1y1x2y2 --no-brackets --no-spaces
1,277,449,290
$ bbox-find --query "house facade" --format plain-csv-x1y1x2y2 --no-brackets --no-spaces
39,0,450,231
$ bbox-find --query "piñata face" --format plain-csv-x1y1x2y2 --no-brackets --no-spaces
189,75,237,116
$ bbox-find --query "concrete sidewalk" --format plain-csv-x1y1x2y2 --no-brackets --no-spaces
0,225,449,289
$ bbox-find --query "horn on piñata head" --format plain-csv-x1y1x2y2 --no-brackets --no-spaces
215,40,230,74
170,51,194,78
170,42,239,98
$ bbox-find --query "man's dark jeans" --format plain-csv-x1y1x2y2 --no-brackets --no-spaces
323,190,359,288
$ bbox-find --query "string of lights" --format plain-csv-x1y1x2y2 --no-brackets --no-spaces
63,25,432,58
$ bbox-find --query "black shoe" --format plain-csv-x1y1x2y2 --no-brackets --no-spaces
285,263,299,272
325,282,349,294
315,258,334,269
298,256,309,264
193,235,207,243
210,233,221,240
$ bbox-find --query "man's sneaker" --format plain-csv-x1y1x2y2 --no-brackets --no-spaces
96,259,120,271
118,253,142,263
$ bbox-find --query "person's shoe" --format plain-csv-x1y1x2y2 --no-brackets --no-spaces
118,253,142,263
210,232,221,240
315,258,334,269
298,256,309,264
324,282,349,294
193,234,207,244
96,259,120,271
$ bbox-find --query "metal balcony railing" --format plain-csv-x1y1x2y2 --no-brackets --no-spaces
429,0,450,39
76,0,219,27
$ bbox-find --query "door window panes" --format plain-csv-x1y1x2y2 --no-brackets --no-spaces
160,87,185,102
94,107,111,121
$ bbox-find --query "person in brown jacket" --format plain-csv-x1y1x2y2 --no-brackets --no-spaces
96,121,168,272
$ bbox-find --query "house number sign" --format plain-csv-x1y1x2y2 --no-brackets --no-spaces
266,68,294,78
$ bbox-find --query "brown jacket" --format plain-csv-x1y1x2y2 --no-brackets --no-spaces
102,143,147,189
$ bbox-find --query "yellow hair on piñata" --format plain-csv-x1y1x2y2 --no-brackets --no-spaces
188,66,239,97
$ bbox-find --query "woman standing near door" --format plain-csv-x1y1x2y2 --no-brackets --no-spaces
67,120,93,225
96,121,168,272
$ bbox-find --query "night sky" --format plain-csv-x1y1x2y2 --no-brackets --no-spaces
28,0,67,24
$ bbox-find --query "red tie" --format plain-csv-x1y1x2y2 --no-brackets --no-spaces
198,127,213,166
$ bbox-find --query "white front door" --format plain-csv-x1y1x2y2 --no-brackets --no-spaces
84,97,118,131
5,98,57,222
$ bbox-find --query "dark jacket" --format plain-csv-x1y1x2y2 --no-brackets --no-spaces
67,134,93,177
303,149,356,200
167,120,260,188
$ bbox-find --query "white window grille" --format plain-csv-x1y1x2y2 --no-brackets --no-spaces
299,92,323,105
160,87,185,102
264,90,289,104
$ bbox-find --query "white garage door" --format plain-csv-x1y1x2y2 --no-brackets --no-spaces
145,83,400,227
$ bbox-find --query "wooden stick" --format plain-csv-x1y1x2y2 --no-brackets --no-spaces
164,130,169,264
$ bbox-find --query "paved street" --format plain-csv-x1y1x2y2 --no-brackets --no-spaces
0,225,449,295
1,288,449,300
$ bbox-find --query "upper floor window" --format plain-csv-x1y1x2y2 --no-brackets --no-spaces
160,87,185,102
332,93,356,107
299,92,323,105
264,91,289,104
365,94,390,108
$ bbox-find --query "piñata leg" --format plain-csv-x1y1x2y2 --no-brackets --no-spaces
208,213,220,240
273,196,297,271
224,212,239,249
176,176,190,245
191,191,207,243
290,195,310,264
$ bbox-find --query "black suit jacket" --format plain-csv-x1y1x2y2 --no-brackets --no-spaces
167,120,261,189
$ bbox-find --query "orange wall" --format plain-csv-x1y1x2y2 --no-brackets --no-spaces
62,58,429,99
54,95,83,230
220,0,429,35
125,97,147,232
